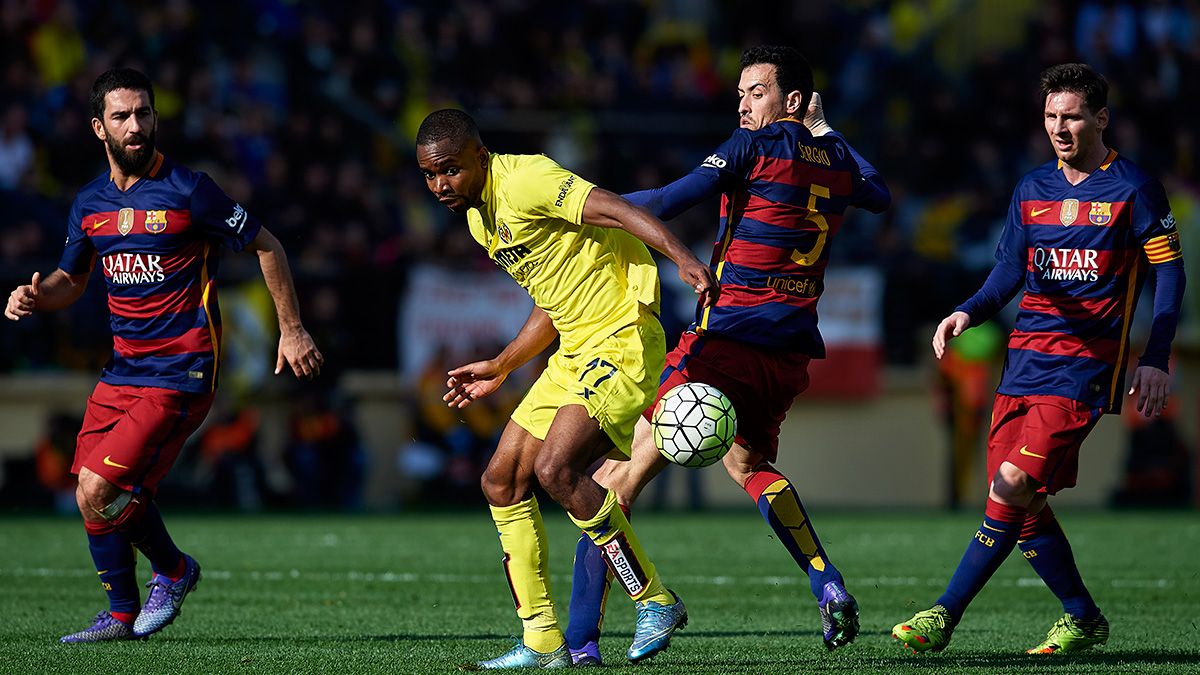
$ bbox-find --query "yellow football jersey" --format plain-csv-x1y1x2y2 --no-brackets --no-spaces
466,153,660,354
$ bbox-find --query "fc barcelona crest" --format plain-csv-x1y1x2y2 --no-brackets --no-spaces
145,209,168,233
1088,202,1112,226
497,221,513,244
117,207,135,235
1059,199,1079,226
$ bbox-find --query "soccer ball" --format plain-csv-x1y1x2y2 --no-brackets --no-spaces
651,382,737,468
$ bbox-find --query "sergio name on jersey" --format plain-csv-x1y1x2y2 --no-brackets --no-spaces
58,153,262,393
466,154,660,354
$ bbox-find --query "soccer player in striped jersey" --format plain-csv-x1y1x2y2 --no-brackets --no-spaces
565,45,891,664
892,63,1185,655
416,109,716,668
5,68,323,643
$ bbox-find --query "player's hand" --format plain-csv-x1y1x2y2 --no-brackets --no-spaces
931,311,970,360
1128,365,1170,418
445,359,508,409
276,328,324,380
5,272,40,321
677,256,718,307
803,92,834,137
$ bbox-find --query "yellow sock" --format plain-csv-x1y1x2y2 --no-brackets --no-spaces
489,496,564,653
570,489,673,605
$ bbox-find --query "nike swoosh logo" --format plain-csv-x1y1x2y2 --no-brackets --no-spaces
92,218,110,230
1030,207,1052,217
102,455,131,469
1018,445,1047,459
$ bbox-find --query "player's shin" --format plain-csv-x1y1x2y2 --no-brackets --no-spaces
1018,507,1100,620
83,519,140,623
570,489,672,605
565,529,612,653
936,498,1024,621
115,498,186,579
489,496,566,653
745,467,841,598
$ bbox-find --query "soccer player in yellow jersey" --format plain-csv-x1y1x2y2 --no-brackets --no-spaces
416,109,717,669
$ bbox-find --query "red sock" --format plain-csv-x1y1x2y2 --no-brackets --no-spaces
163,557,186,581
110,611,136,625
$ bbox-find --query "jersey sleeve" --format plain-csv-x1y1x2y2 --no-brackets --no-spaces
58,197,95,275
695,129,757,187
189,173,263,251
507,155,596,225
1132,178,1183,264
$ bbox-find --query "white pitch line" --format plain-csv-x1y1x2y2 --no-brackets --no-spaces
0,567,1174,589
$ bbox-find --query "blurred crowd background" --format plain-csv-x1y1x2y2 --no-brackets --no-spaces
1,0,1196,511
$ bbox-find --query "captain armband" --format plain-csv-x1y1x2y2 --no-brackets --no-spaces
1144,232,1183,264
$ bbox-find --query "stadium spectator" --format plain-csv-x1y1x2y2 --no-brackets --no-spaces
893,63,1186,655
5,67,323,644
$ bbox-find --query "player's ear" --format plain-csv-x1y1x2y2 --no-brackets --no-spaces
477,145,489,169
1094,106,1109,132
784,90,805,116
91,117,106,141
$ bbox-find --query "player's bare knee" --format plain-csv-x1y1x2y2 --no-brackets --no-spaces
721,446,758,488
990,464,1039,504
77,467,125,515
532,451,574,496
480,469,522,507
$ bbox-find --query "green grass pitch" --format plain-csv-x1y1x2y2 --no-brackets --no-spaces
1,510,1198,673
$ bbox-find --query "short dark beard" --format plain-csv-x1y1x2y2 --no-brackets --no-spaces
107,128,156,174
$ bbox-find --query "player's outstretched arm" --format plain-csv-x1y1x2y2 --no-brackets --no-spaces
444,305,557,409
246,227,323,380
932,311,971,360
5,267,91,320
581,188,718,306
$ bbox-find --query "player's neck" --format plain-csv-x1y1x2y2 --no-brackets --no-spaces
1060,143,1110,186
108,152,158,192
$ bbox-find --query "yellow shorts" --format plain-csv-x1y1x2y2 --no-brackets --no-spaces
512,317,666,458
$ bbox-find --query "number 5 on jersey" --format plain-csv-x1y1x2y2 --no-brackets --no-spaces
791,183,830,266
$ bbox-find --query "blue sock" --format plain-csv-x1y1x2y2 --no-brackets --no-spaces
1019,517,1099,620
936,504,1022,621
745,467,842,599
85,526,140,615
120,501,184,578
565,532,610,650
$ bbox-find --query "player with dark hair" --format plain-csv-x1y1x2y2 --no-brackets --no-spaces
416,109,716,668
564,45,891,664
6,67,323,643
892,63,1185,654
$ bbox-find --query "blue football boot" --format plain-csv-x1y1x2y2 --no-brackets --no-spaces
132,554,201,638
818,580,859,650
569,640,602,666
60,611,134,643
627,590,687,662
469,639,572,669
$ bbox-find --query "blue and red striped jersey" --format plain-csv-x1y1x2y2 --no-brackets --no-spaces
58,153,262,393
960,151,1184,413
690,119,883,355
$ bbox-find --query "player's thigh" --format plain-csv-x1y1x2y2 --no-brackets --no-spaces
76,383,213,493
481,418,543,506
986,394,1098,495
570,318,666,459
593,416,666,505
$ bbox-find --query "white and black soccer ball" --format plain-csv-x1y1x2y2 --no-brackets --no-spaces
651,382,737,468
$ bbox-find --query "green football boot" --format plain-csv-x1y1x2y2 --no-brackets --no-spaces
892,605,955,653
1027,613,1109,654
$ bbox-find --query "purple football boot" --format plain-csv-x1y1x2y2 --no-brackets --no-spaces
132,554,201,638
60,611,134,643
